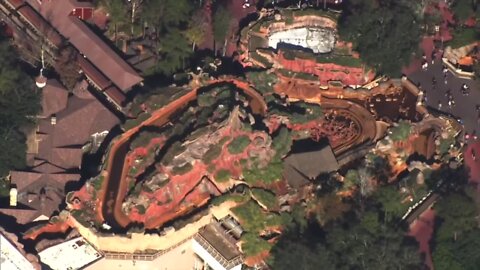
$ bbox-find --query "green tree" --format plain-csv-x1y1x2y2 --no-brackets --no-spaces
338,0,422,76
140,0,194,75
213,5,233,56
99,0,128,40
451,0,477,21
434,192,477,241
432,188,480,270
156,31,192,75
0,39,41,178
310,193,350,226
184,10,207,51
374,185,407,222
270,209,423,269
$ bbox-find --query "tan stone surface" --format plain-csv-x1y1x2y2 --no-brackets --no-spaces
72,201,237,253
85,239,199,270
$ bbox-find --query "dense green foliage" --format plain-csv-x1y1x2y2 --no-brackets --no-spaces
338,0,422,76
451,0,479,21
213,5,232,47
432,187,480,270
99,0,198,76
270,208,423,269
251,188,277,210
130,130,160,149
227,135,251,154
389,120,412,141
242,158,283,185
171,162,193,175
215,169,231,182
447,27,480,49
0,40,40,179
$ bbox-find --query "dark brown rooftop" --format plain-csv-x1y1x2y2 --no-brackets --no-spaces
283,139,339,188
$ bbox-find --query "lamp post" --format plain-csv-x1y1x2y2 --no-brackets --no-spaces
35,46,47,88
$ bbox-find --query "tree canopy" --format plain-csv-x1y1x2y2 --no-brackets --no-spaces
0,39,41,178
270,208,423,270
432,187,480,270
338,0,422,76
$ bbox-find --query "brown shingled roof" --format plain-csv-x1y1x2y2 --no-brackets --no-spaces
51,95,119,147
0,208,39,224
17,5,63,47
5,0,25,9
7,171,80,223
77,56,111,90
50,148,83,169
10,171,42,191
283,139,339,188
40,80,68,117
28,0,143,91
31,161,66,174
104,85,126,106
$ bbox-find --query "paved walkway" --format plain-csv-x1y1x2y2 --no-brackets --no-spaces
85,239,199,270
408,61,480,134
409,208,435,270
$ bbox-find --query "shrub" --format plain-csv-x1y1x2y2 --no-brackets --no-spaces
227,135,251,154
389,121,411,142
171,163,193,175
202,144,222,164
251,188,277,209
241,232,272,257
130,130,160,149
90,176,104,191
161,142,186,165
136,205,146,214
215,169,231,182
242,158,283,185
211,194,248,206
272,127,293,158
123,113,151,131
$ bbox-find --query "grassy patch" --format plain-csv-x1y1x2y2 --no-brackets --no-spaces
227,135,251,154
282,49,362,67
211,193,249,206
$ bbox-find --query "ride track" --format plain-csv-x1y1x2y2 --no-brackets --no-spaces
95,77,379,230
98,78,268,229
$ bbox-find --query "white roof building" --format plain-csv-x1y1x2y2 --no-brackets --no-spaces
268,27,336,54
39,237,102,270
192,222,243,270
0,233,36,270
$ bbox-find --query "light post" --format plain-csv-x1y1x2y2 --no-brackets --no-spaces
35,46,47,88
